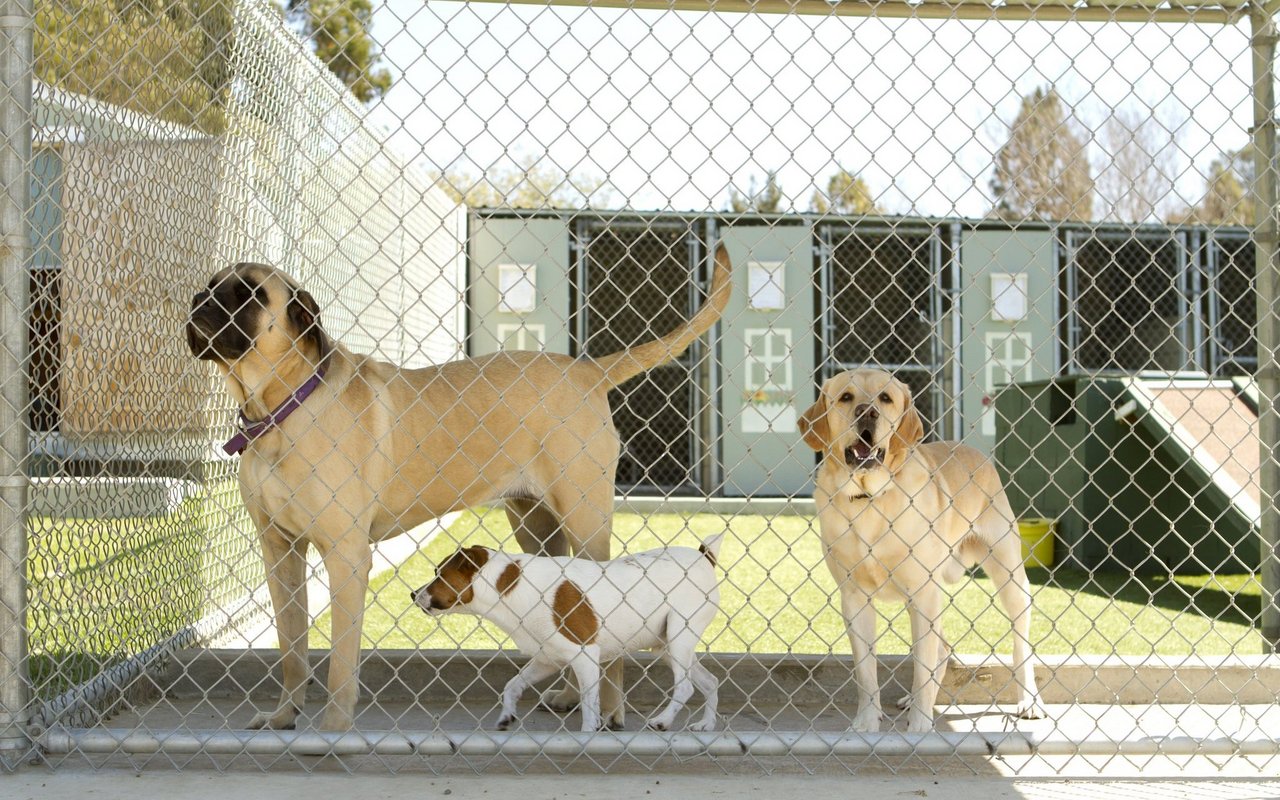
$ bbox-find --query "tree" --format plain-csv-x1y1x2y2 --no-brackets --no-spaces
1172,149,1254,227
1094,106,1182,224
35,0,235,133
34,0,390,131
810,169,878,215
727,172,785,213
434,158,616,209
990,86,1094,222
284,0,391,103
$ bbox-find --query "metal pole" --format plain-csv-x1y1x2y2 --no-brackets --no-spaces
459,0,1246,26
32,727,1280,759
0,0,30,768
0,0,31,768
1252,6,1280,653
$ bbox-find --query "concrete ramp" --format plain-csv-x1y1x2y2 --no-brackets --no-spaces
1119,377,1260,529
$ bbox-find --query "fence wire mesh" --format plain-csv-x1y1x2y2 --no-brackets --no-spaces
1,0,1278,776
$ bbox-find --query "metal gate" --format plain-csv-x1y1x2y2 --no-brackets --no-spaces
818,223,954,438
574,217,712,493
1207,231,1257,377
1064,228,1195,374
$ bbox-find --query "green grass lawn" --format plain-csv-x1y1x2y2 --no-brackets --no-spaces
312,509,1264,658
25,478,259,697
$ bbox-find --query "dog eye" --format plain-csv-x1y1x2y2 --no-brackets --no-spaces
838,392,853,403
878,393,891,403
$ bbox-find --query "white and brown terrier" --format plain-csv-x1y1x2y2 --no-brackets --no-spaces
412,535,724,733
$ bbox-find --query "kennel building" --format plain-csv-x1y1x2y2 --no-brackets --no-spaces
467,209,1256,497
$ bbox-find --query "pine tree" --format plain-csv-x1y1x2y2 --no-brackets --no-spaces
34,0,392,134
35,0,235,133
1189,150,1253,226
727,172,785,213
990,86,1094,222
810,169,878,215
285,0,391,103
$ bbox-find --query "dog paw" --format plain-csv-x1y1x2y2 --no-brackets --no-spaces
246,707,300,731
1015,696,1048,721
645,717,672,732
848,708,883,733
496,714,517,731
905,710,934,734
687,718,718,733
537,689,579,714
895,694,912,711
317,708,355,732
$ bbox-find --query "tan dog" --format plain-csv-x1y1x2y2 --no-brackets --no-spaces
185,246,732,731
799,369,1045,733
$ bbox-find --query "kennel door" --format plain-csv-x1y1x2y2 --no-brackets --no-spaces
1064,228,1195,374
819,223,951,438
575,218,710,495
1206,232,1256,377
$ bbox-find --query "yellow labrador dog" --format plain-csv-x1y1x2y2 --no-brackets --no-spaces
799,369,1045,733
186,246,731,731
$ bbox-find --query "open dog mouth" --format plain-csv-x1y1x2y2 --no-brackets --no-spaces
844,428,883,469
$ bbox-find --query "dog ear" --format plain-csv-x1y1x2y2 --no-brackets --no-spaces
885,388,925,471
461,546,490,572
458,547,490,604
798,396,830,451
287,288,328,359
435,546,490,607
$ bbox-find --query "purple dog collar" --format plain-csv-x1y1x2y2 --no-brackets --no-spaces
223,363,328,456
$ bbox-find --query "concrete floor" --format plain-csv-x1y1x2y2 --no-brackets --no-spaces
21,649,1280,780
7,772,1280,800
28,694,1280,780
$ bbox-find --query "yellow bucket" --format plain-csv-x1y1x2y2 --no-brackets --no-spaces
1018,518,1055,569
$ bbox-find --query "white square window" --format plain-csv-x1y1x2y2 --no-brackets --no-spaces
748,261,786,311
497,263,537,314
991,272,1028,322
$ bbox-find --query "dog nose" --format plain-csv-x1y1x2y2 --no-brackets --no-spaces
855,403,878,420
409,588,419,603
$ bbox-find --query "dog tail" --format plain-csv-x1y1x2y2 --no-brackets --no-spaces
594,243,733,389
698,533,726,569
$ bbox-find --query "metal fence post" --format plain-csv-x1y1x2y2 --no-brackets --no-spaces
0,0,30,767
1252,6,1280,653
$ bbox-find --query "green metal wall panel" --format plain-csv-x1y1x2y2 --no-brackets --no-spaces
468,216,571,356
718,223,816,497
959,229,1057,454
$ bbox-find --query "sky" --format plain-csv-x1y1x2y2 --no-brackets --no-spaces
361,1,1255,218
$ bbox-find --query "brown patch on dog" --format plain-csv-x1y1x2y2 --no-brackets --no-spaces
426,546,490,609
698,543,717,568
552,580,599,645
496,562,521,596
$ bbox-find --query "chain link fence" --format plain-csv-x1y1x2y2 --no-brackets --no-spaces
0,0,1278,776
